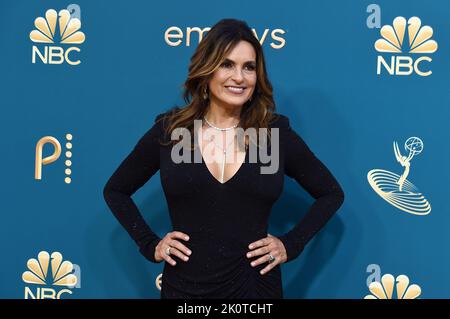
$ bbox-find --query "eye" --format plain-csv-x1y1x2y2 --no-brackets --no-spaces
221,61,233,68
245,64,256,71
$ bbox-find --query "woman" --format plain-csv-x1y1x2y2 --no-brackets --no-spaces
103,19,344,299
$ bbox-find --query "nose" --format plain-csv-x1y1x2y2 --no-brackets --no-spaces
231,67,244,83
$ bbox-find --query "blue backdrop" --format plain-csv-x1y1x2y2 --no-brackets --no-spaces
1,0,449,298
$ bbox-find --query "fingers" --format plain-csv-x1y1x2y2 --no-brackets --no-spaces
247,245,270,258
168,231,192,258
168,240,192,259
167,246,189,263
260,257,279,275
248,236,274,257
160,231,192,266
163,251,177,266
248,237,270,250
249,252,274,267
249,250,280,275
248,250,281,275
247,235,286,275
170,231,190,242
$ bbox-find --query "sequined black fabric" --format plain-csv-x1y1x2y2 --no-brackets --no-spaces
103,110,344,299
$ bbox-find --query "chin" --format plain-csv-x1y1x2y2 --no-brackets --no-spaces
219,96,250,106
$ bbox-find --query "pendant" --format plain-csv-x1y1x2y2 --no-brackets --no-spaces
221,149,226,183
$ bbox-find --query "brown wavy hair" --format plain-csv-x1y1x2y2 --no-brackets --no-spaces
159,18,276,148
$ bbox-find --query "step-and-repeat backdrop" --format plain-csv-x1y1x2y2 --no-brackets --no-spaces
1,0,449,298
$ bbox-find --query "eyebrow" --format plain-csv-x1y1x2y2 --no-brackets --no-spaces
223,58,256,64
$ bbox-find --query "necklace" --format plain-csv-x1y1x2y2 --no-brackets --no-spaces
203,116,239,131
202,118,238,183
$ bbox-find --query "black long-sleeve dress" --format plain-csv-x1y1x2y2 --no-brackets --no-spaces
103,110,344,299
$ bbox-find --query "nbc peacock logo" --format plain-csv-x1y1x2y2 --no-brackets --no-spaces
375,16,438,76
365,273,422,299
30,5,85,65
22,251,80,299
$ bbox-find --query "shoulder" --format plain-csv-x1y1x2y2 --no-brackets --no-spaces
148,106,181,143
154,106,180,127
268,113,306,145
268,112,291,129
151,106,181,136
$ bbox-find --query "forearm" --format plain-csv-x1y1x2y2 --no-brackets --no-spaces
103,182,162,263
278,186,344,263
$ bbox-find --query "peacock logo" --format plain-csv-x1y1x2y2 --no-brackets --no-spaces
375,16,437,54
374,17,438,76
30,6,85,65
365,273,422,299
29,9,85,44
22,251,79,299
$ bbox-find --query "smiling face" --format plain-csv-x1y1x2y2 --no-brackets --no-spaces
207,40,257,111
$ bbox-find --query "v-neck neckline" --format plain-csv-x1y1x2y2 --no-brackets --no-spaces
196,127,248,186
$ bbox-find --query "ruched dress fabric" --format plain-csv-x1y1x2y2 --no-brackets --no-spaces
103,110,344,299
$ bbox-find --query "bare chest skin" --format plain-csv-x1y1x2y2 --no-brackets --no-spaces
197,125,246,184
